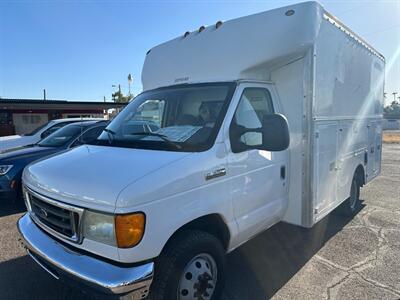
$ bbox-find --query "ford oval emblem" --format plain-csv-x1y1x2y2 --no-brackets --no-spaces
40,208,48,218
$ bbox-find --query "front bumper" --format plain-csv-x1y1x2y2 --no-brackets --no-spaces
0,179,17,200
0,190,17,201
17,213,154,298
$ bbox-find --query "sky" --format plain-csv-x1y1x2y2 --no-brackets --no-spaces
0,0,399,105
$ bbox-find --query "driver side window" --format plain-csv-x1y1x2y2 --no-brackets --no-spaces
230,88,274,153
122,99,165,135
132,99,165,127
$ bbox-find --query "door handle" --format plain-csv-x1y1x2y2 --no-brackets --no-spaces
205,168,226,181
280,165,286,180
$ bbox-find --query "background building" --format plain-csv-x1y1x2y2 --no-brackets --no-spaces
0,98,126,136
383,118,400,130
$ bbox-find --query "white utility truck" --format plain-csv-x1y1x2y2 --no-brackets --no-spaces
18,2,384,300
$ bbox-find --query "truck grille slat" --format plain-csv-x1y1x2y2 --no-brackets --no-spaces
30,196,71,219
28,192,80,241
33,210,72,230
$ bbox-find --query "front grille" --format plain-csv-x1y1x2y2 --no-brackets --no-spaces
25,189,83,242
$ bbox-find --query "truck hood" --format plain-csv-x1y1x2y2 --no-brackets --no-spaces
23,145,191,212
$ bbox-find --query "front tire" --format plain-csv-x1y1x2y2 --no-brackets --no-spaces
148,230,226,300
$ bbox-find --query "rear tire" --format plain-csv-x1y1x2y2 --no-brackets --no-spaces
338,177,360,217
148,230,226,300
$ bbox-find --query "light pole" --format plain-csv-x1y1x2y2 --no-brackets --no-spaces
128,74,133,95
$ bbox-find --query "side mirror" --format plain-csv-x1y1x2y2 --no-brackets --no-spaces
260,114,290,151
231,113,290,153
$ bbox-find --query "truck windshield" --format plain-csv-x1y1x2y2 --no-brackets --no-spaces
96,82,236,152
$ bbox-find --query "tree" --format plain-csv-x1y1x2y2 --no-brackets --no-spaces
384,101,400,119
112,90,133,103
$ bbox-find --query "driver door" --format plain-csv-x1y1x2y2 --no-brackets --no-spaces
225,83,288,244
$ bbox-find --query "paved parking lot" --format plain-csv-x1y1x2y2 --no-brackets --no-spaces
0,144,399,300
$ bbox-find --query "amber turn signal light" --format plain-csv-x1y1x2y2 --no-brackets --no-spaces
115,213,145,248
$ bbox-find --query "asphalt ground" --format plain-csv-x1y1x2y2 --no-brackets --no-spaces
0,144,399,300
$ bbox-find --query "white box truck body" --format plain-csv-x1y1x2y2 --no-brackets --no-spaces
18,2,384,299
142,1,385,228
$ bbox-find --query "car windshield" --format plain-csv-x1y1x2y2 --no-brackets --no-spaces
24,121,52,136
38,124,86,147
96,82,236,152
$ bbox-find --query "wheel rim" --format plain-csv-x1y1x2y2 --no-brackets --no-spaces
349,180,358,210
177,253,218,300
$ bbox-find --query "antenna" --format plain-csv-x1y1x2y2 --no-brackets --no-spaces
80,114,83,143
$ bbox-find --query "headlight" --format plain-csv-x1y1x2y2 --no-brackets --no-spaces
0,165,13,176
82,211,145,248
82,211,116,246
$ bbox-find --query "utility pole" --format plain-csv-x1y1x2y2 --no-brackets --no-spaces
43,89,46,100
112,84,121,102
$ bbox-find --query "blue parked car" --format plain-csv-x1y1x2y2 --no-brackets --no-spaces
0,120,108,203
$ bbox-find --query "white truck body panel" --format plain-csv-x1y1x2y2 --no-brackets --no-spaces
21,0,384,268
142,1,384,228
142,2,319,91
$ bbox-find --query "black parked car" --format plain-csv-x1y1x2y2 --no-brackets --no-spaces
0,120,108,203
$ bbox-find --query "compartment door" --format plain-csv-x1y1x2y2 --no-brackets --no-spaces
314,122,338,215
367,121,382,180
374,122,382,176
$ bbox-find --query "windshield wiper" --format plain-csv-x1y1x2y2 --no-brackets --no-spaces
129,132,182,150
103,128,116,144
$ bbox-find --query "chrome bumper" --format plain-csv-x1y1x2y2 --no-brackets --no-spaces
17,213,154,298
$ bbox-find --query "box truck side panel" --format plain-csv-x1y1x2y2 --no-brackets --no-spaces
313,122,339,216
271,57,308,226
336,120,362,202
367,121,382,179
313,15,384,119
312,14,385,223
